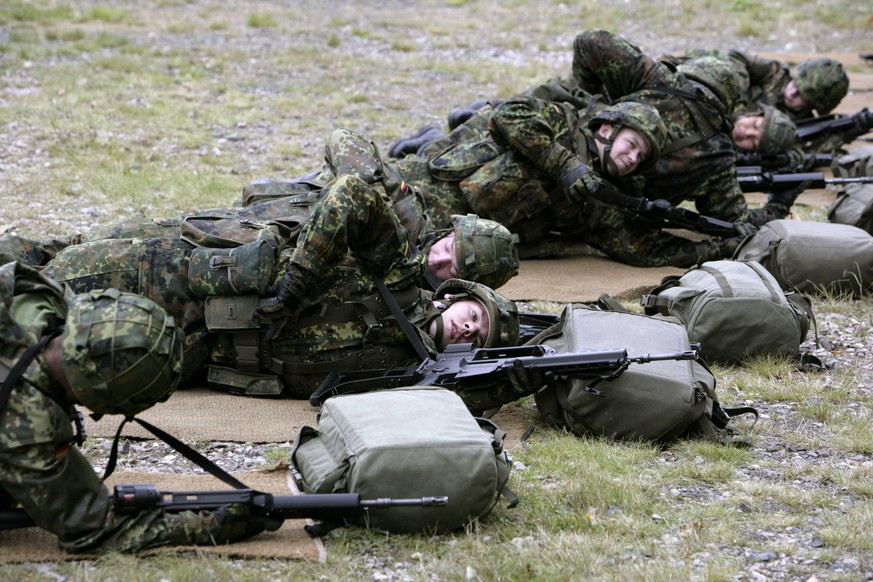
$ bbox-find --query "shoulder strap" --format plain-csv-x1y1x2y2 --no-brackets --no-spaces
0,316,63,412
374,278,431,363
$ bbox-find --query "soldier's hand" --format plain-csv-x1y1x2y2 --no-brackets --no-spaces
505,358,546,398
559,159,600,202
256,297,289,320
214,503,284,543
767,181,810,209
256,269,307,320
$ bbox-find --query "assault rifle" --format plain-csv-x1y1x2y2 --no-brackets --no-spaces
795,108,873,147
311,343,701,405
736,166,873,193
736,152,833,172
0,484,447,533
629,198,739,236
588,181,741,237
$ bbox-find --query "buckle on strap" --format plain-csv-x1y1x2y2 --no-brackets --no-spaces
639,294,658,309
209,254,238,269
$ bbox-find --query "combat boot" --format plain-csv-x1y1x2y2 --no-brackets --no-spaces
388,125,445,159
447,99,493,130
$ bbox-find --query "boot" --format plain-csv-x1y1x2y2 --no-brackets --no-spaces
447,99,492,130
388,125,444,159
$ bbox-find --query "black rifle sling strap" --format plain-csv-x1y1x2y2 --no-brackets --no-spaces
374,277,431,363
102,416,248,490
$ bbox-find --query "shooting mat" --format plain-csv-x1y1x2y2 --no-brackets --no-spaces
0,468,325,564
83,389,532,450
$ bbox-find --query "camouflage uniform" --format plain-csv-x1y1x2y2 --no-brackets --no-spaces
0,262,262,552
4,129,518,292
44,177,441,398
568,30,790,230
391,94,739,267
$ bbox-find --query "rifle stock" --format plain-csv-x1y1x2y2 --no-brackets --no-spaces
311,343,701,405
0,485,448,532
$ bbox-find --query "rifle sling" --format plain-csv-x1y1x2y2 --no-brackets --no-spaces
102,416,249,490
374,277,431,363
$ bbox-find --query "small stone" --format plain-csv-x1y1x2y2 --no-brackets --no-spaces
748,550,778,563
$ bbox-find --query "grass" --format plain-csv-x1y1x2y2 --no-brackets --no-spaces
0,0,870,579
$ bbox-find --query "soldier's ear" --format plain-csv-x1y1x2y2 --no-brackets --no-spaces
597,123,614,138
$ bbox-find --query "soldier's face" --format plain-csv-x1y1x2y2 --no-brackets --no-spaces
428,234,459,281
783,81,808,111
732,115,765,152
599,124,650,176
430,297,491,349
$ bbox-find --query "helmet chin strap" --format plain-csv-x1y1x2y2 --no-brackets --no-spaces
594,124,622,176
427,302,449,344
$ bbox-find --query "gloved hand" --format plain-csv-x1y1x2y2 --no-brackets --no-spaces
214,503,284,544
766,181,811,210
505,358,546,398
559,159,601,202
256,268,308,320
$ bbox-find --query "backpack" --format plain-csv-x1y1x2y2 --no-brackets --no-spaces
641,260,812,364
532,303,727,443
827,183,873,235
732,220,873,295
290,387,514,533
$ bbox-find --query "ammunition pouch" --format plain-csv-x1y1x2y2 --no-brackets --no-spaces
428,137,504,182
203,296,285,396
241,178,323,207
187,239,278,297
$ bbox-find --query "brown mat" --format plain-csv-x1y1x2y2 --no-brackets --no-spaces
499,255,684,303
85,387,531,451
0,468,325,563
85,388,319,443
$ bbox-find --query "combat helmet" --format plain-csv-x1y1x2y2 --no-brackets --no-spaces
61,288,184,417
677,56,744,114
452,214,520,290
758,104,797,154
793,58,849,115
589,101,668,173
434,278,519,348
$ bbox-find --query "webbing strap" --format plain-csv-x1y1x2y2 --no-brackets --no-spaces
742,261,783,304
102,417,248,490
697,265,734,298
374,278,431,363
0,316,63,412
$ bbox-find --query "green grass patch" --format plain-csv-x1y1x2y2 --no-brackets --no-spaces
247,12,278,29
